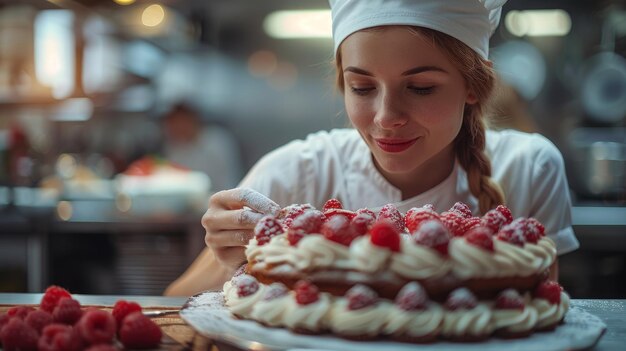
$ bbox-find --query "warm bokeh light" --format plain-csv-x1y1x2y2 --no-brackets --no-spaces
116,193,132,212
57,201,73,221
141,4,165,27
264,10,332,39
113,0,136,5
505,10,571,37
56,154,78,179
248,50,278,78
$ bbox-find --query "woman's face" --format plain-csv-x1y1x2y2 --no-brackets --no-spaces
340,27,476,182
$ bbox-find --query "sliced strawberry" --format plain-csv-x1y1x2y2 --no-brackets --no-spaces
405,207,439,233
254,215,284,246
322,198,343,212
465,226,494,252
495,289,525,310
449,202,472,218
395,282,428,311
377,204,405,233
413,219,450,255
445,288,478,311
369,220,401,252
346,285,378,310
534,281,563,305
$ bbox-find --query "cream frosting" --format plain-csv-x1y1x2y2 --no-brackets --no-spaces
249,293,291,327
442,303,494,337
525,237,557,272
532,291,570,329
224,283,267,317
327,299,390,336
349,236,391,273
282,293,332,331
383,303,444,337
390,239,451,279
492,305,538,333
295,235,354,270
494,240,543,276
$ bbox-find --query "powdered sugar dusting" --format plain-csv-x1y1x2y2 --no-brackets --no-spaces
238,188,280,215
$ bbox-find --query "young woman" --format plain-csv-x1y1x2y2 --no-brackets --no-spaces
165,0,579,296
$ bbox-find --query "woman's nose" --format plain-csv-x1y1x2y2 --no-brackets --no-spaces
374,92,409,129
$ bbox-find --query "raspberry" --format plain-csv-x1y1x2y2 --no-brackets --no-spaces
112,300,142,327
369,220,401,252
278,204,313,222
356,208,376,218
440,211,466,236
0,313,8,331
24,309,53,333
526,217,546,242
465,226,494,252
40,286,72,313
495,205,513,223
449,202,472,218
294,280,319,305
496,222,526,247
395,282,428,311
323,208,356,221
405,207,439,233
254,215,284,246
350,211,376,235
85,345,119,351
534,281,563,305
461,216,481,233
53,297,82,325
413,219,450,255
6,306,35,320
1,318,38,351
38,324,83,351
263,283,289,301
445,288,478,311
76,309,116,345
119,312,162,349
495,289,525,310
422,204,435,211
287,210,325,245
233,274,259,298
480,209,508,233
322,198,343,211
346,284,378,310
321,215,359,246
377,204,405,233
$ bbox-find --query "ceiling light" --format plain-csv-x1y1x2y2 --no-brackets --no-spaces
264,10,331,39
505,10,571,37
142,4,165,27
113,0,135,5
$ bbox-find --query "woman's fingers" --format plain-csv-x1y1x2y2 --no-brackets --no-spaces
205,229,255,248
202,208,265,231
211,188,280,215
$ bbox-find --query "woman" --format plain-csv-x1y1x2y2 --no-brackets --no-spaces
165,0,579,296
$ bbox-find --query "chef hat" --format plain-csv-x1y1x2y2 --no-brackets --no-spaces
329,0,507,60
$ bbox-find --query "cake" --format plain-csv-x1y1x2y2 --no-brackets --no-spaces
223,199,570,342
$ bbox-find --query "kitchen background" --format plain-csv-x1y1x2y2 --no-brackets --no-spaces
0,0,624,298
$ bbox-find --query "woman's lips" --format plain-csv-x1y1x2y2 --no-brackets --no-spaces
374,138,418,153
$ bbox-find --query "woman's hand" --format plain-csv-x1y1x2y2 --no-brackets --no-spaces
202,188,280,271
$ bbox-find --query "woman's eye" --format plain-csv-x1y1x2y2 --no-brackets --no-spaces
408,86,435,95
350,87,374,96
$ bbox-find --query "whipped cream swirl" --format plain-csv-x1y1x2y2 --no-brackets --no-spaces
492,305,538,333
249,293,291,327
383,303,444,337
532,292,570,329
442,303,494,337
282,293,332,332
327,299,390,336
349,236,391,273
390,239,451,279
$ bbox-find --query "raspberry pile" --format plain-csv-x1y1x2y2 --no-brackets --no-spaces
0,286,162,351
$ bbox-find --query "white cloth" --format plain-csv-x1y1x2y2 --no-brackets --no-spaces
239,128,579,255
329,0,507,59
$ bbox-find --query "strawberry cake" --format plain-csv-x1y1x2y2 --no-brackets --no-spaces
223,200,570,342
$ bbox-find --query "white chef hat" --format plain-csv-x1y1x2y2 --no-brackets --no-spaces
329,0,507,60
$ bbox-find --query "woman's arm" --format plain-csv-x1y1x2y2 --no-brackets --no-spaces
548,259,559,282
164,248,234,296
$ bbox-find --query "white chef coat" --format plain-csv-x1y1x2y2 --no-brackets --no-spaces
239,128,579,255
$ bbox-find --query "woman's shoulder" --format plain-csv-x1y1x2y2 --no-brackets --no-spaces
486,129,564,167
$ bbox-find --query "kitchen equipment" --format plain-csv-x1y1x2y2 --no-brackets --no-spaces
580,52,626,123
568,128,626,198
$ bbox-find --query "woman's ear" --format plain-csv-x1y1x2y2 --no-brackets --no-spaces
466,91,478,105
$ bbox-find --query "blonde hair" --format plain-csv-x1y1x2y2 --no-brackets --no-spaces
334,26,505,214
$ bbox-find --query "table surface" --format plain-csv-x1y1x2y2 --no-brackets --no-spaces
0,294,623,351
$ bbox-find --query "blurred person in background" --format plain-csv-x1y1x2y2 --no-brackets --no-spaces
161,103,243,192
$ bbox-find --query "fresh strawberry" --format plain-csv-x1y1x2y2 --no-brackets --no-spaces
323,208,356,221
40,286,72,313
413,219,450,255
465,226,494,252
76,309,116,345
534,281,563,305
321,215,360,246
350,211,376,235
395,282,428,311
52,297,82,325
6,306,35,320
445,288,478,311
112,300,142,327
25,309,53,333
440,211,466,237
287,210,325,245
480,209,508,233
234,275,259,298
119,312,162,349
322,198,343,212
496,222,526,247
346,285,378,310
38,323,83,351
262,283,289,301
369,220,401,252
377,204,405,233
294,280,319,305
495,289,525,310
449,202,472,218
1,318,39,351
405,207,439,233
254,215,284,246
495,205,513,223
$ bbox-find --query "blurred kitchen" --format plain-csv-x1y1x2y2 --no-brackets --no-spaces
0,0,624,298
